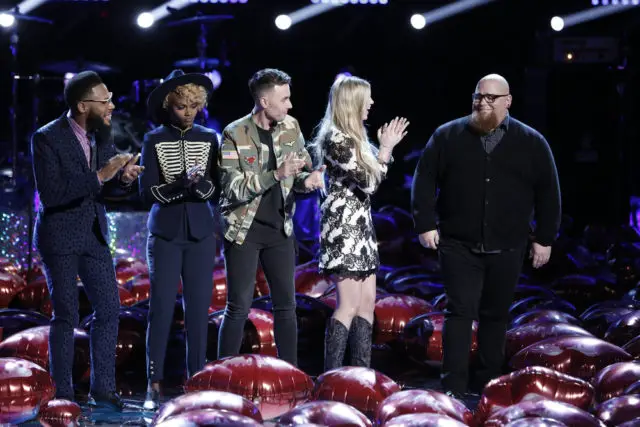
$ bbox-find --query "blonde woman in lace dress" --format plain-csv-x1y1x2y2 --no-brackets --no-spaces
309,75,409,371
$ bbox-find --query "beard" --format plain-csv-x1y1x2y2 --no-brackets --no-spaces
470,108,502,134
87,110,112,144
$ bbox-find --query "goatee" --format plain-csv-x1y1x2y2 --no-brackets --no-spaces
470,110,501,135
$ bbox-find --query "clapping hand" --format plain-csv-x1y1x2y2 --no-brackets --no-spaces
377,117,410,149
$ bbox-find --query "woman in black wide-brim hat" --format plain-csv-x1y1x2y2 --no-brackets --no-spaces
138,69,220,411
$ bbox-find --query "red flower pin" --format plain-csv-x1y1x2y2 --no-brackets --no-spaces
245,156,256,165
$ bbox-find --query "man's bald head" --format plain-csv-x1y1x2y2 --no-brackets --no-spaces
476,74,510,94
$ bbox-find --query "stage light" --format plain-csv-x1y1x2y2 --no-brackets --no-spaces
275,14,292,30
0,12,15,28
410,13,426,29
204,70,222,89
550,16,564,31
137,12,154,28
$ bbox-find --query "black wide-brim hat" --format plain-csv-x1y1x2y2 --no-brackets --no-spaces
147,69,214,123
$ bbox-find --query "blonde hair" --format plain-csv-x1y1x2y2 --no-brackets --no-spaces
310,75,382,183
162,83,208,110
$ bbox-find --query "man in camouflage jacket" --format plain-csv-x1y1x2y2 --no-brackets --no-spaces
217,68,324,366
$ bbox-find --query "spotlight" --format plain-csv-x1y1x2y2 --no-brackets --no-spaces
550,16,564,31
137,12,155,29
0,12,15,28
275,14,292,30
410,13,426,30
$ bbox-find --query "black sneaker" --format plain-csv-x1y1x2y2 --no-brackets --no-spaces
87,391,124,411
142,388,161,412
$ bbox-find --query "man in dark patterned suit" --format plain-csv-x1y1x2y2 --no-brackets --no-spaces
31,71,143,409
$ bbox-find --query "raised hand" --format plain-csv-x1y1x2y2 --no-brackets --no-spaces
377,117,410,149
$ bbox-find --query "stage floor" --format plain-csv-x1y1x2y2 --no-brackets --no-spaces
20,376,481,426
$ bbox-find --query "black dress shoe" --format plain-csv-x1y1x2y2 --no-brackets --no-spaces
142,388,161,412
87,391,124,411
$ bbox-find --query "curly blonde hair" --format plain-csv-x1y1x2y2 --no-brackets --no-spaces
162,83,208,110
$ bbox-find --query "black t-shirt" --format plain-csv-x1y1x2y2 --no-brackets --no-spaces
245,126,287,244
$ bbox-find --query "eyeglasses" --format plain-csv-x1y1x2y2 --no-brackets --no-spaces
82,92,113,105
472,93,509,104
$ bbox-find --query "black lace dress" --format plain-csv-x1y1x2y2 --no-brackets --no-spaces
318,127,388,279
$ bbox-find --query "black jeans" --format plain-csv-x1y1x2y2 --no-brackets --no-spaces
218,236,298,366
439,238,526,393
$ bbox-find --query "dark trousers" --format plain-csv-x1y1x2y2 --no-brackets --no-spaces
438,238,526,393
218,236,298,366
146,227,216,382
41,219,120,399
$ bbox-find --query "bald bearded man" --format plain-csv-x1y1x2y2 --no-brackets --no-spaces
411,74,561,397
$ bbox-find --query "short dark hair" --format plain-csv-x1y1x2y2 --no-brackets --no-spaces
248,68,291,101
64,71,104,111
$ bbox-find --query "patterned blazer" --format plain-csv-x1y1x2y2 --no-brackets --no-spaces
218,113,313,245
139,124,220,241
31,113,118,254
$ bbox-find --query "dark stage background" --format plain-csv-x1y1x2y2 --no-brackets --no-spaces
1,0,639,231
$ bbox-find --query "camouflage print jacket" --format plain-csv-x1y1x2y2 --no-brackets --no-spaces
218,113,313,245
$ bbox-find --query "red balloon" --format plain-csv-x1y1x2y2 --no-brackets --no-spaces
375,389,473,426
117,286,137,307
0,357,55,425
0,326,90,382
278,401,371,427
0,271,27,309
154,408,262,426
184,354,313,420
0,257,22,277
604,310,640,346
475,366,595,426
622,335,640,359
505,322,593,359
511,310,581,329
595,395,640,426
504,419,567,427
114,258,148,285
381,413,468,427
592,361,640,403
244,309,276,357
207,308,276,357
122,275,151,303
295,261,335,298
374,294,433,345
311,366,400,419
153,390,263,425
484,399,606,427
404,312,478,365
384,275,444,302
38,398,82,427
580,307,635,338
210,267,227,311
9,276,49,310
509,336,632,381
624,380,640,395
254,265,269,298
